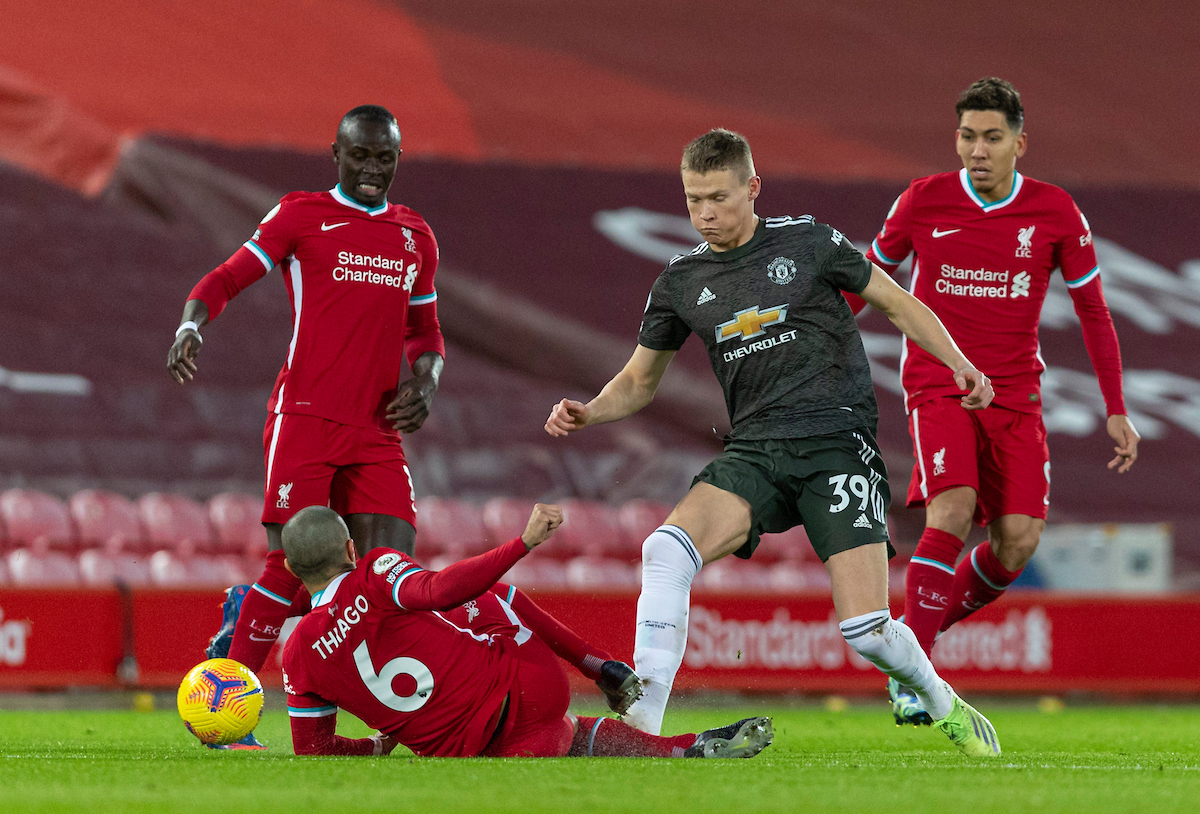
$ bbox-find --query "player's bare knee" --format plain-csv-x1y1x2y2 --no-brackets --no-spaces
992,535,1038,571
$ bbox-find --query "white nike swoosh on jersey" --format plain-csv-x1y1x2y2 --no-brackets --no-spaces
932,228,962,238
918,601,944,610
321,222,350,231
248,634,276,642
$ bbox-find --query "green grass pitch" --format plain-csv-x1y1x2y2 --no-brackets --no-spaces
1,700,1198,813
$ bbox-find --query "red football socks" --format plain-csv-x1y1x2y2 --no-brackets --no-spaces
570,716,696,757
940,542,1023,631
498,584,613,681
227,549,302,672
904,527,965,657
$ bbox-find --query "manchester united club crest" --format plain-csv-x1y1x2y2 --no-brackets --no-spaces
766,256,796,285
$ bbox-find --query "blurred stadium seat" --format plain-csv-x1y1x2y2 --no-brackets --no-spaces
557,499,623,559
77,547,152,587
481,497,531,547
564,555,640,590
503,557,568,590
208,492,268,558
138,493,216,553
416,497,487,559
756,525,815,564
694,559,773,591
7,546,81,586
616,499,672,561
0,488,76,551
69,490,147,552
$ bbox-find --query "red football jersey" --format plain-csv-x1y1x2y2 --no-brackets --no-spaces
205,185,442,430
867,169,1108,414
282,548,520,757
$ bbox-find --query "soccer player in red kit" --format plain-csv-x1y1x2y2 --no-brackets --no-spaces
858,78,1141,723
166,106,444,732
280,503,773,759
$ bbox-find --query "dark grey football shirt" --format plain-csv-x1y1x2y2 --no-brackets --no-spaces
638,215,877,440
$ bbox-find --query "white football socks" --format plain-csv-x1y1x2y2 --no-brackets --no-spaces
839,610,953,720
623,525,703,735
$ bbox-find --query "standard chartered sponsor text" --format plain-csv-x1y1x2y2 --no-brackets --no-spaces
333,251,416,290
937,263,1013,298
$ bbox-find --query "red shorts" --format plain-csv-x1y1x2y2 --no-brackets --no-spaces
906,398,1050,527
482,635,574,758
261,413,417,525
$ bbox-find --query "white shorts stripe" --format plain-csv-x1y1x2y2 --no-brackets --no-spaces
912,406,929,499
264,412,285,492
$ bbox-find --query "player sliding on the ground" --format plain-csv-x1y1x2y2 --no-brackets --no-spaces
280,503,774,759
546,128,1000,757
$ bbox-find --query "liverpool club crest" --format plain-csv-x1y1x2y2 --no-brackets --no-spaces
766,256,796,285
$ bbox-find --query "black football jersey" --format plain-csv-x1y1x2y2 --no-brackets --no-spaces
638,215,877,440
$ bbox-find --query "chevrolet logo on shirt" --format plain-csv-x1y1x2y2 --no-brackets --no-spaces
715,305,788,343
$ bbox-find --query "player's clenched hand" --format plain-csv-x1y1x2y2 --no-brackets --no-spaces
521,503,563,550
386,371,438,433
1106,414,1141,474
545,399,590,437
954,365,993,410
369,731,398,756
167,330,202,384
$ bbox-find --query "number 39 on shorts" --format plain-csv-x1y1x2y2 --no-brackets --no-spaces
828,474,871,513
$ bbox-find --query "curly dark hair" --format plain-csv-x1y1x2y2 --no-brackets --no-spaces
681,128,755,182
956,77,1024,132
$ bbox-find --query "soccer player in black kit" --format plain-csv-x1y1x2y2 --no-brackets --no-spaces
546,129,1001,757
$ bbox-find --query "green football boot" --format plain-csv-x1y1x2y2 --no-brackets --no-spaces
934,690,1001,757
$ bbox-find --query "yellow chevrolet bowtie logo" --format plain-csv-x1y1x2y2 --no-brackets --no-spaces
715,305,789,343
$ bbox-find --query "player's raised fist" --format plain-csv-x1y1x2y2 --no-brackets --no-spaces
955,365,993,410
545,399,589,437
521,503,563,550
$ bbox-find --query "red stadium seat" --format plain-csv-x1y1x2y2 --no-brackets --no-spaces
694,559,772,591
138,493,216,553
78,548,153,587
757,525,815,564
69,490,147,552
186,555,251,588
564,556,640,590
556,499,623,559
208,492,268,557
481,497,531,547
616,499,673,561
0,489,76,551
416,497,487,558
503,558,568,590
149,550,189,586
7,547,81,586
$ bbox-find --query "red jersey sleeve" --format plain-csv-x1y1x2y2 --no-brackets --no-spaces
187,198,296,321
1056,202,1127,416
287,698,387,756
404,227,445,362
390,539,529,612
867,186,915,271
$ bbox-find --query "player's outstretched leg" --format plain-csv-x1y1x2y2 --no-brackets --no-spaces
569,716,772,759
622,525,703,735
840,612,954,723
205,585,250,660
596,660,643,716
933,686,1001,757
683,717,774,759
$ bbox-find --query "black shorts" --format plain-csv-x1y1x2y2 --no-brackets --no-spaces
693,430,894,562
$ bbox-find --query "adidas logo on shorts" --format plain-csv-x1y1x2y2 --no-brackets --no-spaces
853,513,872,529
697,287,716,305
